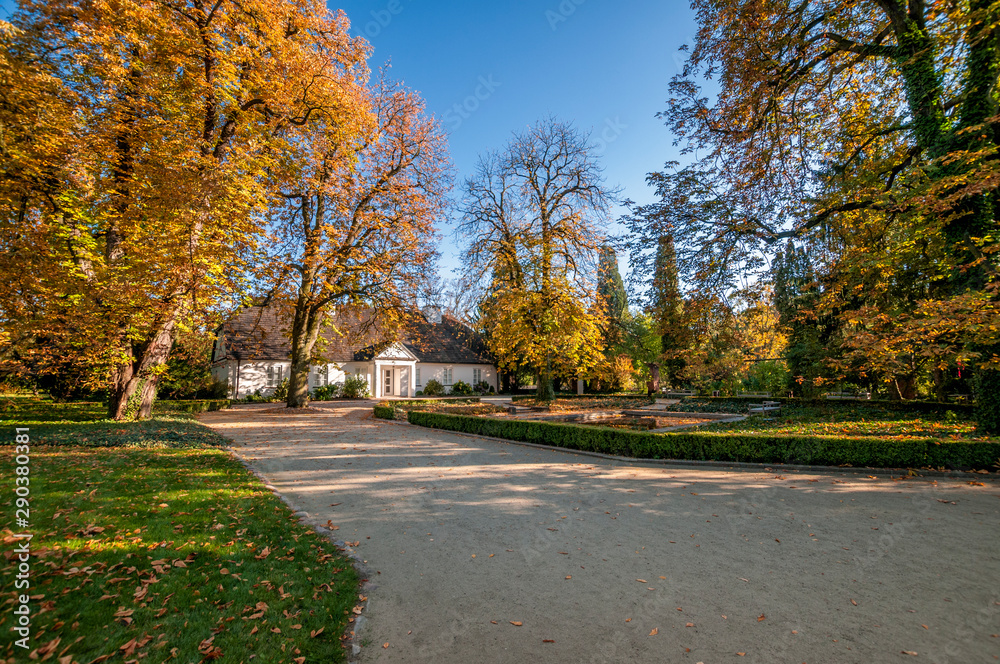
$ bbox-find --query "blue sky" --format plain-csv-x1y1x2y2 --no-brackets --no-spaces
0,0,699,282
334,0,697,280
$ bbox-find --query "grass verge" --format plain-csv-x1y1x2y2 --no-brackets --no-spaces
0,406,360,663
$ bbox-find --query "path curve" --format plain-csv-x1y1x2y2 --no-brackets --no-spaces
199,402,1000,663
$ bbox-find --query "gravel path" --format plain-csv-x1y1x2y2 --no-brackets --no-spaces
199,402,1000,664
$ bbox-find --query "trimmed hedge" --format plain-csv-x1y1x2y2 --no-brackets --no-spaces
154,399,231,414
373,405,397,420
511,394,652,402
407,411,1000,471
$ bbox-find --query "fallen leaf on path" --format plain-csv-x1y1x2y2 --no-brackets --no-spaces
851,599,858,606
901,651,918,656
757,614,766,622
509,621,522,627
636,579,647,583
543,639,555,643
649,628,658,636
686,622,694,627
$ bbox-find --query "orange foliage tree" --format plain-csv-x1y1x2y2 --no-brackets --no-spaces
268,77,450,408
0,0,369,418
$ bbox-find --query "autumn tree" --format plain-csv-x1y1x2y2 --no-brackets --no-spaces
635,0,1000,428
271,78,450,409
0,0,370,418
459,118,617,400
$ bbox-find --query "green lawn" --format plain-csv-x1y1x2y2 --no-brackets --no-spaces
686,399,993,441
0,401,361,663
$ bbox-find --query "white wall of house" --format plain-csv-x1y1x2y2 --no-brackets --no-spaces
416,363,496,394
212,360,376,398
212,359,496,398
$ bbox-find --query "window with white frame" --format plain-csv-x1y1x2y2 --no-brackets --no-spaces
443,367,453,385
313,366,328,387
473,368,482,385
267,364,283,388
416,367,421,386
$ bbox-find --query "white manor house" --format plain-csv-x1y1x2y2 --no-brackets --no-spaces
211,305,498,399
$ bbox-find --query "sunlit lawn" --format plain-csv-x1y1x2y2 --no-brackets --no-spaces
693,401,994,441
0,401,361,663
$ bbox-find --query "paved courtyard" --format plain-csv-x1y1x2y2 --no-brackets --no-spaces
199,403,1000,663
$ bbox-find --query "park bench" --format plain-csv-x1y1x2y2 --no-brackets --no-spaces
824,391,871,400
738,391,771,398
661,389,696,398
748,400,781,416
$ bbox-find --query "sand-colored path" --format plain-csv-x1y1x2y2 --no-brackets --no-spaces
199,402,1000,663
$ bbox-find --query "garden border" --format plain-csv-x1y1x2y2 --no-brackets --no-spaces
398,410,1000,474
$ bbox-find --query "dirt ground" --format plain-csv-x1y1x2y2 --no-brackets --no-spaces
199,402,1000,664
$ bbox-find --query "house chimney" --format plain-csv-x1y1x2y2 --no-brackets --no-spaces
423,305,442,324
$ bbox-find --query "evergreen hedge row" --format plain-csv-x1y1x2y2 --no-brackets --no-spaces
406,411,1000,471
154,399,231,414
373,405,397,420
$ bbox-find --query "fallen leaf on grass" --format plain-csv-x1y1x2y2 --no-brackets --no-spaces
310,628,324,638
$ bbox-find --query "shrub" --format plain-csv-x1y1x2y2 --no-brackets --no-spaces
415,390,424,397
272,378,290,401
450,380,473,396
312,383,341,401
237,388,271,404
373,404,396,419
406,411,1000,471
342,375,370,399
474,380,492,394
422,379,445,397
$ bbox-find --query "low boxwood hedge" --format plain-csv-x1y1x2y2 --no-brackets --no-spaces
511,394,652,402
154,399,231,414
373,404,397,420
406,411,1000,471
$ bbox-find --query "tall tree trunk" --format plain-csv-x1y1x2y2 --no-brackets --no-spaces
287,303,323,409
646,362,660,397
108,312,179,420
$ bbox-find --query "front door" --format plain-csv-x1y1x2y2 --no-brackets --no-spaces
400,367,409,397
384,368,392,396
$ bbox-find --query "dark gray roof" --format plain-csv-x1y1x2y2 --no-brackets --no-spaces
214,306,493,365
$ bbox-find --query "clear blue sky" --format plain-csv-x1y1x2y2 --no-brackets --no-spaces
333,0,696,280
0,0,698,282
